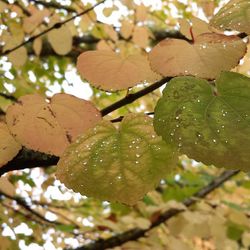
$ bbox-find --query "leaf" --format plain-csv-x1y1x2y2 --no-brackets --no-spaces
103,24,118,41
23,9,50,33
6,94,101,156
210,0,250,34
120,20,134,39
132,26,149,48
77,51,160,91
0,176,16,196
55,224,75,232
0,123,21,167
154,71,250,171
56,114,177,205
149,33,246,79
179,17,211,40
33,37,42,56
136,4,147,22
8,47,27,67
47,25,72,55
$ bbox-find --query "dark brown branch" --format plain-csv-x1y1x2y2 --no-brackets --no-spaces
0,77,170,176
0,148,59,176
68,169,240,250
0,93,17,102
101,77,170,116
0,0,106,57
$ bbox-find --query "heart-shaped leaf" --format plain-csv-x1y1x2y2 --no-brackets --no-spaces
149,33,246,79
56,114,177,205
154,71,250,171
210,0,250,34
77,50,160,91
6,94,101,156
179,17,210,40
0,123,21,167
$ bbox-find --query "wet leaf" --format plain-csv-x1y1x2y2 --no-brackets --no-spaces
77,51,160,91
56,114,177,205
154,71,250,171
149,33,246,79
210,0,250,34
0,123,21,167
6,94,101,156
179,17,211,40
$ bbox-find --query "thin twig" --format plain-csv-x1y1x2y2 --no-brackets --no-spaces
101,77,170,116
0,93,17,102
0,0,106,57
0,76,168,176
0,190,61,225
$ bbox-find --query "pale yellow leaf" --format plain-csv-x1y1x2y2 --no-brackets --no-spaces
77,50,161,91
200,1,216,17
23,9,50,33
8,47,27,68
47,25,72,55
179,17,210,40
132,26,149,48
51,93,102,142
6,94,101,156
96,40,113,51
149,33,247,79
168,236,193,250
120,20,134,39
0,123,21,167
104,25,118,42
0,2,8,12
136,4,147,22
242,232,250,247
103,6,118,17
33,37,42,56
0,176,15,196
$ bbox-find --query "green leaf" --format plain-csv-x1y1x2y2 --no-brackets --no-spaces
227,222,245,241
55,224,75,232
154,71,250,171
210,0,250,33
56,114,177,205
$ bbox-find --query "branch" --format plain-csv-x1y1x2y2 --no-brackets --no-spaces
0,148,59,176
101,77,170,116
0,93,17,102
0,77,170,176
68,169,240,250
0,0,106,57
0,189,62,225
